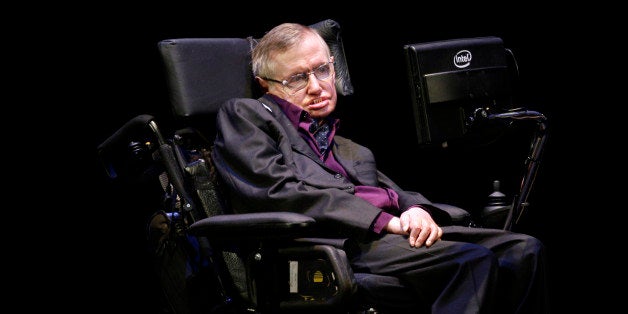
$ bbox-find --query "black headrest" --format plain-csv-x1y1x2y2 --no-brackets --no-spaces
308,19,354,96
158,37,254,119
158,19,353,120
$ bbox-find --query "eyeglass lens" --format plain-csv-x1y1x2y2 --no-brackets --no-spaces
285,62,333,91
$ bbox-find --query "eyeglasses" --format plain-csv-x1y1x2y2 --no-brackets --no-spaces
261,60,334,95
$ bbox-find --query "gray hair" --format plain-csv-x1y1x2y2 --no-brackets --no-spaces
251,23,331,79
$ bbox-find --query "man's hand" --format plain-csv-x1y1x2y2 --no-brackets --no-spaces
386,206,442,247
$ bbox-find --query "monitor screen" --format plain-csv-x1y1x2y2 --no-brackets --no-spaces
404,36,514,146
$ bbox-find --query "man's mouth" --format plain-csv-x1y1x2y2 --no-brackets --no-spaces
309,98,326,109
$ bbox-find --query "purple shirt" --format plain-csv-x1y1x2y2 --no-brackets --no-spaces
267,94,398,233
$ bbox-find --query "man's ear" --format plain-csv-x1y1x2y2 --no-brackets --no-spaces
255,76,270,91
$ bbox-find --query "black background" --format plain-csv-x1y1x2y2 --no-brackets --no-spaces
37,3,616,312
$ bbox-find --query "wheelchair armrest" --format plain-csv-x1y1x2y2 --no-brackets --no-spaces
431,202,472,226
190,212,358,311
188,212,316,240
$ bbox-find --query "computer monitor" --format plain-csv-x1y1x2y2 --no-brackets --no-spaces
404,36,515,146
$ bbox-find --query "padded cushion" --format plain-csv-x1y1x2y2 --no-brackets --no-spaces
309,19,354,96
158,37,254,119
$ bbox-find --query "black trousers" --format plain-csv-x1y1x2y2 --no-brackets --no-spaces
348,226,548,314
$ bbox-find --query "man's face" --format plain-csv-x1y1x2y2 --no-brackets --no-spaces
264,34,337,120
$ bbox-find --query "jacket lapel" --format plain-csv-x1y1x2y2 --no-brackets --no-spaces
258,97,325,166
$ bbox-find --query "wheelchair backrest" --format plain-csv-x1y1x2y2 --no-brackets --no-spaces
157,19,354,132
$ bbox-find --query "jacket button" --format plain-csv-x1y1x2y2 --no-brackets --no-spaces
334,173,343,179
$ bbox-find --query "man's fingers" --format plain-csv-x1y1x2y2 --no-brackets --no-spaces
425,227,443,247
409,224,442,248
408,227,421,247
409,222,427,247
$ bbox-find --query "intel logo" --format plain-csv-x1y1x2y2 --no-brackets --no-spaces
454,50,472,68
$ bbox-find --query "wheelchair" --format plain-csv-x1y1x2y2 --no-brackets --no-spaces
97,19,546,314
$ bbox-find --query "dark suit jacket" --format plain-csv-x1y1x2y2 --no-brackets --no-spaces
212,95,444,240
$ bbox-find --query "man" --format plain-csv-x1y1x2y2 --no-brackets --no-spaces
211,22,548,313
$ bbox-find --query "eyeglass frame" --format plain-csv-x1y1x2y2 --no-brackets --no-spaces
259,57,335,95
